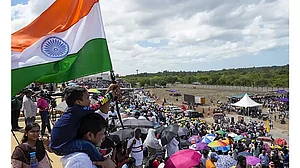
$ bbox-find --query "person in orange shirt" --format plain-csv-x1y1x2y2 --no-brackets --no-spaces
206,152,219,168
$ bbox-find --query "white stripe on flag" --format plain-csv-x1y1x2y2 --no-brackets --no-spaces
12,3,105,70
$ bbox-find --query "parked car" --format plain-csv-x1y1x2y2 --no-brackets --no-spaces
172,107,184,114
185,110,204,118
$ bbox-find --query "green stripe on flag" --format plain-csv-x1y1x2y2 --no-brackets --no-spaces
11,38,112,96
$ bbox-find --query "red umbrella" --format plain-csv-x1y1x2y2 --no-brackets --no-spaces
257,137,273,142
165,149,202,168
274,138,287,146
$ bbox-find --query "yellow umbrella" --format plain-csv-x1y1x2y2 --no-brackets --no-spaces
222,138,234,145
88,88,100,93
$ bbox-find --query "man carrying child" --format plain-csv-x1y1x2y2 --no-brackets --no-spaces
50,84,119,168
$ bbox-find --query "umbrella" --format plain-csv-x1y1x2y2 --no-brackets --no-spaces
208,140,228,148
88,88,100,93
156,124,179,137
155,126,166,137
217,130,225,135
238,151,252,157
227,132,238,138
108,129,134,142
160,124,180,146
180,139,191,149
115,117,153,128
178,127,189,136
214,145,231,152
274,138,287,146
222,138,234,145
165,149,202,168
257,137,273,142
198,134,216,144
246,156,260,166
188,135,201,144
234,135,244,142
195,142,209,151
215,155,237,168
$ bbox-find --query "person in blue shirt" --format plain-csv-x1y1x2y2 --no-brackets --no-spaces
50,84,119,168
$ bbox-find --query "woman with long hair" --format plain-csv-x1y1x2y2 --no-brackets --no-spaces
11,122,53,168
37,92,52,136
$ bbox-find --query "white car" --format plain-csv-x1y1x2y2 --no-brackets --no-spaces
172,107,183,114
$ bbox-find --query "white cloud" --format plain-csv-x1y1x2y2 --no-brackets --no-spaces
11,0,289,75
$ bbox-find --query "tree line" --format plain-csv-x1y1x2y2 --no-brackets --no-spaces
123,65,289,88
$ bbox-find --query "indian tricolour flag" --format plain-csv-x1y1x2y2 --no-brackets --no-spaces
11,0,112,95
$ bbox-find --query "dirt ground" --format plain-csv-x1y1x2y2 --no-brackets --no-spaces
147,86,289,133
11,86,289,167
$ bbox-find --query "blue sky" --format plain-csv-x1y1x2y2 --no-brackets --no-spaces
11,0,27,6
11,0,289,75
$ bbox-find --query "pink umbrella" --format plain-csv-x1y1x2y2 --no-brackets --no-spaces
246,156,261,166
165,149,202,168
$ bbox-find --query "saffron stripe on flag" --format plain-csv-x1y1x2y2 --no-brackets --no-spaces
12,0,99,52
12,3,106,70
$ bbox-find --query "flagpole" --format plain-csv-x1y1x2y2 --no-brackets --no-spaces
110,70,125,129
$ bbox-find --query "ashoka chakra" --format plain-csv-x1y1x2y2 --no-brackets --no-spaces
41,37,69,58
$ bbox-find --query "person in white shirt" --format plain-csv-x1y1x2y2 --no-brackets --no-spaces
60,113,115,168
127,128,143,168
108,106,118,118
108,106,118,126
22,89,37,125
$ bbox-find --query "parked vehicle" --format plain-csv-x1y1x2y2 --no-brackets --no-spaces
185,110,204,118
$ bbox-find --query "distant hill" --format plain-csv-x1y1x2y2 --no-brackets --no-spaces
123,65,289,88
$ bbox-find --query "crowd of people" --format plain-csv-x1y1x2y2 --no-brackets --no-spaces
11,82,289,168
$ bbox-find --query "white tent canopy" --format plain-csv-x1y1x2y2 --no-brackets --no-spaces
231,93,262,107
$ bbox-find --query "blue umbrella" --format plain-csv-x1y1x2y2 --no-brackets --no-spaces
214,145,231,152
197,134,215,144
